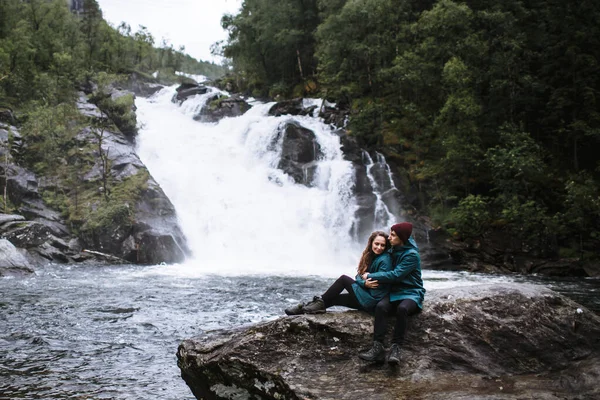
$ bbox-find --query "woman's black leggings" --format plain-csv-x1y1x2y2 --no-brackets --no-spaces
321,275,362,310
373,296,418,345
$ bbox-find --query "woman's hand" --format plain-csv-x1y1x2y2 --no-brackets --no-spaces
365,278,379,289
361,273,369,280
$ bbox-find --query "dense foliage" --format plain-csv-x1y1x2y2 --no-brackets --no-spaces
0,0,225,111
220,0,600,260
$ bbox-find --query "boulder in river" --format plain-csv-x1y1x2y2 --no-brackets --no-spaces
178,283,600,400
273,120,323,186
0,238,34,277
193,94,251,123
268,98,317,117
174,83,209,103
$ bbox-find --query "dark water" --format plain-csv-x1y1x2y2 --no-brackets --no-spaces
1,264,598,399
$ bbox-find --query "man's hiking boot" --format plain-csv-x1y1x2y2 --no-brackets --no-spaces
285,303,305,316
303,296,326,314
358,341,385,362
387,343,400,365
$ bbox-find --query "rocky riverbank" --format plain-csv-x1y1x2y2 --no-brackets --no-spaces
177,283,600,400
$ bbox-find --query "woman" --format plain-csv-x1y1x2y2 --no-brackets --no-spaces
284,231,393,315
358,222,425,364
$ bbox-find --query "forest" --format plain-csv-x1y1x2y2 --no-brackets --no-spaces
218,0,600,262
0,0,225,112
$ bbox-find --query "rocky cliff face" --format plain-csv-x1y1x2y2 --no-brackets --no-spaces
178,284,600,400
75,92,189,263
0,85,188,268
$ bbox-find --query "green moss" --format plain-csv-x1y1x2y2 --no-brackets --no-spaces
0,195,16,213
77,169,149,236
208,96,228,111
80,202,132,235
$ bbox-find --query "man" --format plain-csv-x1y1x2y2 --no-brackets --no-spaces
358,222,425,364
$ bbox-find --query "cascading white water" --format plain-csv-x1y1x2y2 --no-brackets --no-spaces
136,86,364,276
362,151,396,229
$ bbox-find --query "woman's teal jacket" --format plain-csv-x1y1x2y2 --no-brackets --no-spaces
352,252,393,311
366,236,425,309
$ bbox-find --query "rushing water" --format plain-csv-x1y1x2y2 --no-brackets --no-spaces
136,86,361,275
2,86,599,399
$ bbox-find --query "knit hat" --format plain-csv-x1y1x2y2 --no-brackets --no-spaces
391,222,413,243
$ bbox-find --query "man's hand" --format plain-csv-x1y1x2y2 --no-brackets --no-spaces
365,278,379,289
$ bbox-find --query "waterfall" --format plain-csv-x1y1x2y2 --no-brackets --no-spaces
361,151,396,230
135,86,396,276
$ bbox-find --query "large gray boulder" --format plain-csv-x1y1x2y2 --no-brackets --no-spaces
273,121,323,186
178,284,600,400
174,83,209,104
268,98,317,117
194,94,251,123
0,238,34,277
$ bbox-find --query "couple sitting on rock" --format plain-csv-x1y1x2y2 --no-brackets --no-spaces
285,222,425,364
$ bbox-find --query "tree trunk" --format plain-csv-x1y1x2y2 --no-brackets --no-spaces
296,49,304,79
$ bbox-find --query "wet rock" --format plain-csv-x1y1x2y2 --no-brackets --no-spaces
76,93,103,119
36,242,70,263
583,262,600,277
130,178,189,264
0,107,16,125
174,83,208,103
421,228,591,277
334,129,362,163
4,164,39,206
319,99,348,127
273,121,322,186
0,214,25,227
268,98,317,117
123,72,163,97
2,221,55,248
74,104,189,264
194,94,251,123
178,284,600,400
0,239,34,277
0,92,189,266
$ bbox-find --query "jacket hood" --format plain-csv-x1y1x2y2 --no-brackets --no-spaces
391,236,418,253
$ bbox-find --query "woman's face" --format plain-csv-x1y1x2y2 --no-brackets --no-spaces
389,230,402,247
372,236,387,255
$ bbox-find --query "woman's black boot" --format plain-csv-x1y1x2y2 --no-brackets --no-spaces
303,296,326,314
387,343,400,364
358,341,385,362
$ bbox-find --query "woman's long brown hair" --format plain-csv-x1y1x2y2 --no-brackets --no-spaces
357,231,390,275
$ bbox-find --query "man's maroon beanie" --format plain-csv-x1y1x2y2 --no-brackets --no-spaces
391,222,413,243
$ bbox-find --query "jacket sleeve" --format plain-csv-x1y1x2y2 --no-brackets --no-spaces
377,255,393,273
354,273,366,288
367,253,418,283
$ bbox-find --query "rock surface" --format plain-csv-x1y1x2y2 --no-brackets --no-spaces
178,284,600,400
174,83,209,103
268,98,317,117
0,238,35,277
273,121,323,186
73,96,189,264
0,89,189,267
194,94,251,123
